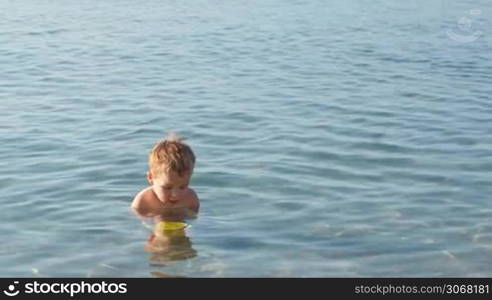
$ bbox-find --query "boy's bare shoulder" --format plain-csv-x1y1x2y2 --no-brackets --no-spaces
132,187,199,217
185,188,200,213
131,187,156,215
132,187,150,206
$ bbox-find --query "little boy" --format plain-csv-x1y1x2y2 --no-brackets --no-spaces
132,133,199,220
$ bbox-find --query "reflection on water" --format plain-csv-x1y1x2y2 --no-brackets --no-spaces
146,224,197,270
150,272,187,278
132,203,198,275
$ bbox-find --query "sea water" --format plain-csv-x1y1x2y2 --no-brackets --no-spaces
0,0,491,277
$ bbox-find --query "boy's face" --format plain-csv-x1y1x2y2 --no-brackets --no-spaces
147,170,191,204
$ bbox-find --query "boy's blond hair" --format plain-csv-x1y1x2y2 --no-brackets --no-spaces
149,133,195,177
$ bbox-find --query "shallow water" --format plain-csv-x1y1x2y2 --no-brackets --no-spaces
1,0,491,277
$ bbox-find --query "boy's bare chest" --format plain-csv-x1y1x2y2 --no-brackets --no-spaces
144,189,190,210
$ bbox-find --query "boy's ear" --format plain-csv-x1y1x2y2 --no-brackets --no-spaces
147,171,153,184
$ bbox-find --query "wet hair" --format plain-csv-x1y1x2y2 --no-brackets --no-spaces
149,132,195,177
